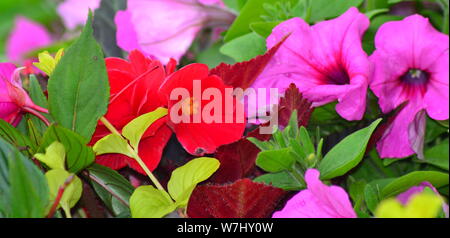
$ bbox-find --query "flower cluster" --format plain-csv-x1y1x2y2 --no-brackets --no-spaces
0,0,448,219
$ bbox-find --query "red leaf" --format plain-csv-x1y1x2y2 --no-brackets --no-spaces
209,36,289,89
278,83,314,128
209,126,271,184
187,179,286,218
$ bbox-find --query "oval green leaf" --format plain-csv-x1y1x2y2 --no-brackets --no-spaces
45,169,83,213
168,157,220,207
256,148,295,173
130,186,176,218
318,119,382,180
93,133,134,158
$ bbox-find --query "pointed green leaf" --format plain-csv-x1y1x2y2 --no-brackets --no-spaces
0,119,35,155
47,12,109,141
130,186,176,218
254,171,304,190
168,157,220,207
39,125,95,173
0,138,49,218
122,107,168,151
35,141,66,170
381,171,449,199
299,126,315,156
45,169,83,212
318,119,382,180
256,148,294,173
93,133,134,158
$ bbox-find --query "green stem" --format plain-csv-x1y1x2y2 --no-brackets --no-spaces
99,117,172,203
289,164,306,187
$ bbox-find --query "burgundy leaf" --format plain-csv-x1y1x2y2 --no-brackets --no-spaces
278,83,314,128
209,35,289,89
209,126,271,184
187,179,286,218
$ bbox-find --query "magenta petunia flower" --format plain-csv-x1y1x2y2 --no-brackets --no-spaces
251,7,370,121
397,182,449,218
115,0,231,64
57,0,101,30
272,169,356,218
0,63,49,126
6,17,52,64
370,15,449,159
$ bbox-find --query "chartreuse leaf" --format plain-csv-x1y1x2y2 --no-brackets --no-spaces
130,186,176,218
122,107,168,151
47,12,109,141
256,148,294,173
45,169,82,217
35,141,66,170
39,125,95,174
0,138,49,218
375,192,444,218
168,157,220,207
250,21,282,38
318,119,382,180
381,171,449,199
93,133,134,158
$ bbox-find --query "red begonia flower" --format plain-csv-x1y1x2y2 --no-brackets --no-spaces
90,50,176,174
158,63,246,156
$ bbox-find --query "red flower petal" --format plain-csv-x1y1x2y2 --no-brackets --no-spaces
187,179,286,218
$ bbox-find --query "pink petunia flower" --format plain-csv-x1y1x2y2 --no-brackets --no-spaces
115,0,232,64
57,0,101,30
272,169,356,218
397,182,449,218
0,63,49,126
370,15,449,159
251,7,370,121
6,17,52,64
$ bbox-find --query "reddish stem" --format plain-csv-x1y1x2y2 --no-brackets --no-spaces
46,175,75,218
23,106,51,127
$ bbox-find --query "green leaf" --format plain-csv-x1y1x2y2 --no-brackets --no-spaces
39,125,95,174
34,141,66,170
364,178,394,214
254,171,304,190
364,8,389,20
168,157,220,207
0,138,49,218
47,12,109,141
381,171,449,199
250,21,281,38
86,163,135,216
256,148,295,173
308,0,364,22
93,133,134,158
318,119,382,179
423,139,449,171
122,107,168,151
299,126,315,156
224,0,286,42
220,32,266,62
0,119,35,154
197,41,235,68
45,169,83,214
130,186,176,218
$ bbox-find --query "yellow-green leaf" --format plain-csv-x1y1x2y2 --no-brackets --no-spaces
122,107,168,151
45,169,83,213
375,193,443,218
93,133,134,158
34,141,66,170
130,185,176,218
168,157,220,207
